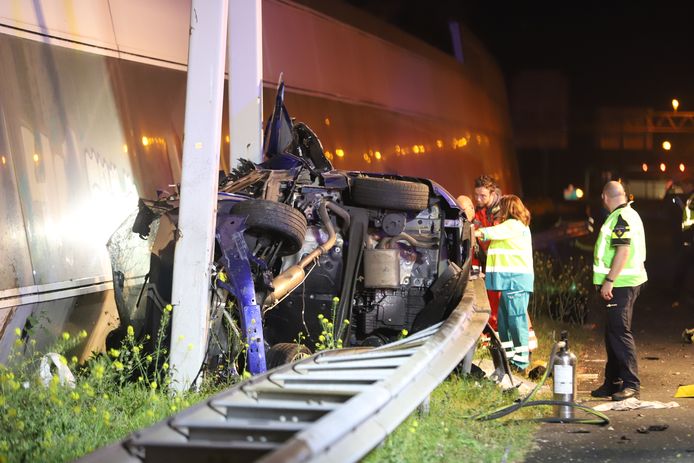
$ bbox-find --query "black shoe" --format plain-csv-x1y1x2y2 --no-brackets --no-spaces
612,387,640,401
590,382,621,398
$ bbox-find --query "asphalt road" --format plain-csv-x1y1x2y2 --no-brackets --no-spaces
527,281,694,462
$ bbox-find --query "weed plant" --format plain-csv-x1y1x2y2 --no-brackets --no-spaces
530,252,592,324
0,305,212,463
314,297,350,351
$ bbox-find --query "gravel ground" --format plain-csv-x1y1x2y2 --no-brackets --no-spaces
527,281,694,462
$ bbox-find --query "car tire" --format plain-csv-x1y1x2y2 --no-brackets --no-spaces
266,343,312,369
351,177,429,211
231,200,307,256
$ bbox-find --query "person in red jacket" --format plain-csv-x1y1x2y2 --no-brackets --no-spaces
473,175,502,330
472,175,539,367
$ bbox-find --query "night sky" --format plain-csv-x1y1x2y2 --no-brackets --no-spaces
346,1,694,113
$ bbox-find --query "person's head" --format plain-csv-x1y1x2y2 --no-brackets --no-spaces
601,181,627,212
474,175,498,209
498,194,531,226
456,195,475,221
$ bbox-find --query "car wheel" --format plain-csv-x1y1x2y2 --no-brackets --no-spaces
266,343,312,369
350,177,429,211
231,200,307,256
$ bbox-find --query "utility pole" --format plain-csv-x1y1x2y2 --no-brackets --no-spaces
170,0,229,391
228,0,264,166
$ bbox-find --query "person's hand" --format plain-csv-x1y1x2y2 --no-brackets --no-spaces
600,281,614,301
474,229,483,239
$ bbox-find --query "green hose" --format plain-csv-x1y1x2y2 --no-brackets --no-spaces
472,341,610,426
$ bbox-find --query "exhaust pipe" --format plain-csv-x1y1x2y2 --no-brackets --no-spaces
263,200,346,310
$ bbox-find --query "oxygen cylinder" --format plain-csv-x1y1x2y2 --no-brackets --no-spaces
553,330,577,420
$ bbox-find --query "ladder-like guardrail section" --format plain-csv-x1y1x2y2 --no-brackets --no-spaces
79,278,490,463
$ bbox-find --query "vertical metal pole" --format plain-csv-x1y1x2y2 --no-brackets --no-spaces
170,0,229,392
228,0,264,167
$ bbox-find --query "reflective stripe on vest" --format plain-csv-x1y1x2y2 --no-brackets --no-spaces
684,199,694,231
593,203,648,287
483,219,533,275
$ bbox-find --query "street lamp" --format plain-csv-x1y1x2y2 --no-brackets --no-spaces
672,99,680,111
662,140,672,151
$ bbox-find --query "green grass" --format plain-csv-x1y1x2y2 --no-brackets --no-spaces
364,376,546,463
0,380,205,462
0,308,231,463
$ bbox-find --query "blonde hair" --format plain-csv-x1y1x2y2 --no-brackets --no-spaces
498,194,531,226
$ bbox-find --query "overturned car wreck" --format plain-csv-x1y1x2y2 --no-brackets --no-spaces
108,81,473,377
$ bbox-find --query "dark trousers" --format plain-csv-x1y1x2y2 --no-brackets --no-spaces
601,284,642,390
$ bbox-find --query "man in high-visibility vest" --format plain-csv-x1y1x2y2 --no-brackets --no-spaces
591,181,648,401
673,193,693,307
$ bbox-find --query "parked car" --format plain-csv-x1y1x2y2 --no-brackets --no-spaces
108,80,473,376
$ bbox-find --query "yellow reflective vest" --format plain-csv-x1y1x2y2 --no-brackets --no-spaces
593,203,648,287
479,219,534,292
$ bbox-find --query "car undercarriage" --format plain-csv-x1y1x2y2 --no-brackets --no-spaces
108,80,473,377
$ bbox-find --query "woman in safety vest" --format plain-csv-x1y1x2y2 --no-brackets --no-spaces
475,195,534,371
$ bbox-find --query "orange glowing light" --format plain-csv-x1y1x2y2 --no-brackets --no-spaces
419,145,426,153
33,153,39,163
672,99,680,111
576,188,584,199
374,151,382,160
680,163,686,172
225,135,230,143
642,163,648,172
660,163,666,172
395,145,401,154
460,138,468,147
335,148,345,158
142,136,150,147
413,145,420,154
1,156,5,165
324,117,331,126
122,144,128,153
324,151,333,160
436,139,443,149
662,140,672,151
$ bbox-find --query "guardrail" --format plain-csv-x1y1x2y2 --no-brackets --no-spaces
78,278,490,463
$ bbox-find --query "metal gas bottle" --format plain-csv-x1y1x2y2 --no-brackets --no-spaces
553,330,577,420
